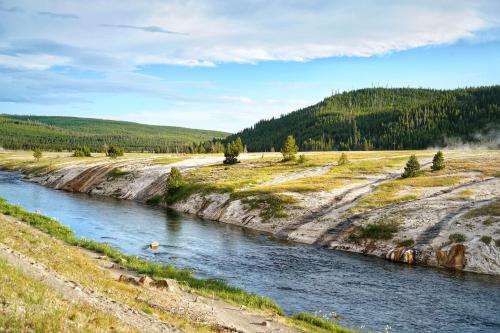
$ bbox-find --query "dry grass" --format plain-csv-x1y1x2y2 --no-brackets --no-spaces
0,214,219,333
0,258,137,333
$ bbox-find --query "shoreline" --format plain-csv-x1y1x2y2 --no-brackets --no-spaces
1,150,499,276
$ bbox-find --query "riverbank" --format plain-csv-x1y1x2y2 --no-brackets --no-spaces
0,200,351,333
0,150,499,275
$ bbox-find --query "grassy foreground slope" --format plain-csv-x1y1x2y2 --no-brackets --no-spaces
228,86,500,151
0,115,229,153
0,198,352,333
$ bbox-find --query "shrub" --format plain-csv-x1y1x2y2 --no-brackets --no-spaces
337,152,349,165
106,145,124,158
223,137,243,165
402,155,420,178
396,238,415,247
165,167,183,196
297,154,307,164
33,149,42,161
449,233,466,243
73,146,91,157
281,135,299,161
431,151,445,171
360,222,399,240
480,236,492,245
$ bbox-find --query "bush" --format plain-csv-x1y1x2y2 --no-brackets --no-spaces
165,167,183,195
402,155,420,178
297,154,307,164
33,149,42,161
431,151,445,171
73,146,92,157
360,222,399,240
480,236,492,245
281,135,298,161
106,145,124,158
449,233,466,243
223,137,243,165
337,152,349,165
396,239,415,247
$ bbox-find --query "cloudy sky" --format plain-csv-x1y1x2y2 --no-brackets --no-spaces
1,0,499,132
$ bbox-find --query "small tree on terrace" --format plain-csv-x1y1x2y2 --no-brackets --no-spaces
33,149,42,161
166,167,183,195
223,137,244,165
338,152,349,165
107,145,124,158
281,135,299,161
431,151,445,171
402,155,420,178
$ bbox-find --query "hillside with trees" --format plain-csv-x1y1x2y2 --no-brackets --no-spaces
226,86,500,151
0,115,229,153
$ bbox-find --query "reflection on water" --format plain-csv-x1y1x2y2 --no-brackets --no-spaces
0,171,499,333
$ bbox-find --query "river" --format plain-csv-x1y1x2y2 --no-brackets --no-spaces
0,171,498,332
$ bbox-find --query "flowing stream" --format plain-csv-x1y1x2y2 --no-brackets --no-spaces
0,171,498,332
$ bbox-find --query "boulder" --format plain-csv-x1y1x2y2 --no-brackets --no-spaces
118,274,140,286
138,275,153,286
149,241,160,249
436,244,465,270
150,278,178,292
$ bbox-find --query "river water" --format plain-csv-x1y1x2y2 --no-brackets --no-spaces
0,171,498,332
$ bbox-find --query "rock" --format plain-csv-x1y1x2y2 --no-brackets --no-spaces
436,244,465,270
261,320,271,327
150,278,178,292
149,241,160,249
385,247,415,264
138,275,153,286
118,274,140,286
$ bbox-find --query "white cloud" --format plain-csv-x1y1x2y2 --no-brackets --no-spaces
0,0,498,71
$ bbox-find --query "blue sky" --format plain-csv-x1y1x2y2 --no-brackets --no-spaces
1,1,499,132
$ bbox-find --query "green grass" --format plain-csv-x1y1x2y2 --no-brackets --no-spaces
465,199,500,218
151,157,186,165
289,313,353,333
359,222,399,240
480,236,492,245
396,238,415,247
449,233,466,243
110,167,130,178
233,191,297,221
0,197,282,314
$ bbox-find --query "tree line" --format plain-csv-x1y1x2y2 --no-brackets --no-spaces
225,86,500,151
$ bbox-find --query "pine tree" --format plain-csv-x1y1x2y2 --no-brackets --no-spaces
431,151,445,171
338,152,349,165
223,137,244,164
402,155,420,178
281,135,299,161
33,149,42,161
166,167,183,195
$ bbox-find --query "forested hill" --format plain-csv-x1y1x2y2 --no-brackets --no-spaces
227,86,500,151
0,115,229,153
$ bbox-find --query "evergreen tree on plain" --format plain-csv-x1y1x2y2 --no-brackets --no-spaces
402,155,420,178
281,135,299,161
166,167,183,195
33,149,42,161
431,151,445,171
338,152,349,165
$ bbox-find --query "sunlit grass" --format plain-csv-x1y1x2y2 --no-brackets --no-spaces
0,258,136,332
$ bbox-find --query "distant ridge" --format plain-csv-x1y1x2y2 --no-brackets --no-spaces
0,115,230,153
227,86,500,151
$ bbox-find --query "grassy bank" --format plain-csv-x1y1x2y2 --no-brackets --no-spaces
0,197,352,332
0,258,136,332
